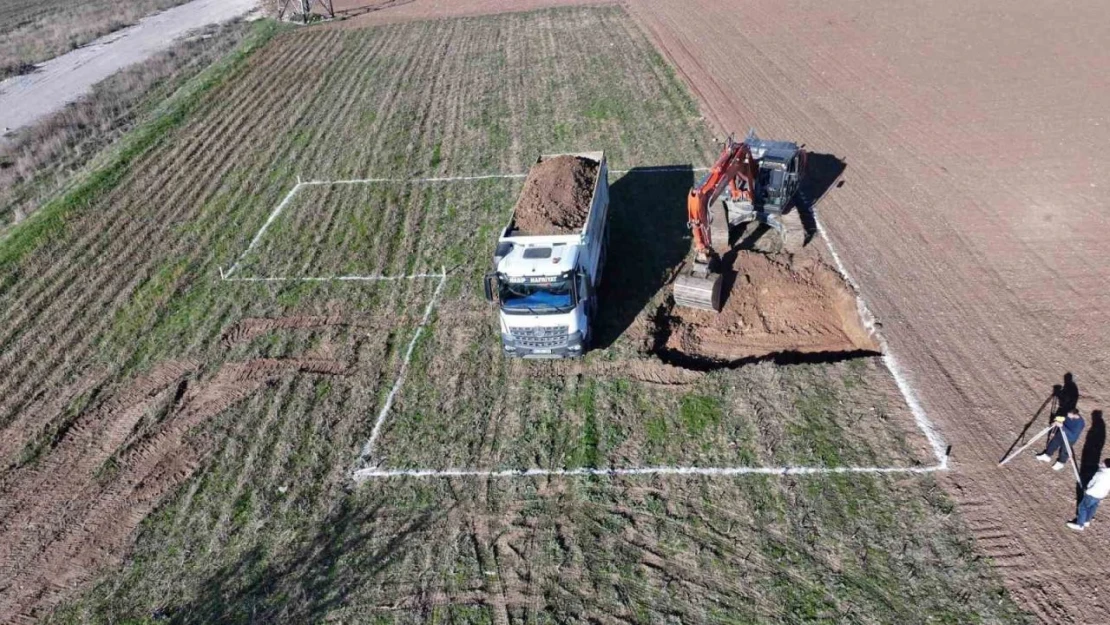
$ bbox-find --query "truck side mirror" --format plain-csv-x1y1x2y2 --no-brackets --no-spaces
483,272,499,303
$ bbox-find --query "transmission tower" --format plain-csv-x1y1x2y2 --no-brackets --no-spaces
278,0,335,23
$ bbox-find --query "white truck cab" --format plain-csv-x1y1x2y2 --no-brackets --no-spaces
483,152,609,358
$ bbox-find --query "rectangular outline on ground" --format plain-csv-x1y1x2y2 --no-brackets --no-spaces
220,167,711,282
216,170,948,481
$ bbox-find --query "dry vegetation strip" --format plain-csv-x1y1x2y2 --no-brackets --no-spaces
0,19,253,231
0,0,194,79
0,7,1027,623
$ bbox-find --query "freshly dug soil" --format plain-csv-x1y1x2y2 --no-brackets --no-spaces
511,155,598,235
661,251,879,362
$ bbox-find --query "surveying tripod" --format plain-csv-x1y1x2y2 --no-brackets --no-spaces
999,418,1082,485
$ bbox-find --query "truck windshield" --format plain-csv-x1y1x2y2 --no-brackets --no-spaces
500,278,574,314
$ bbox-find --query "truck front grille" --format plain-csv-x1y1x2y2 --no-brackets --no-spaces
513,326,568,348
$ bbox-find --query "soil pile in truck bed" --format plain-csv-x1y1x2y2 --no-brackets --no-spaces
511,155,598,235
659,251,880,362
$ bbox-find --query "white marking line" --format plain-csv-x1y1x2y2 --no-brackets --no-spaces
222,171,945,480
353,463,944,481
222,273,445,283
225,182,303,278
360,271,448,461
806,194,948,467
224,167,709,281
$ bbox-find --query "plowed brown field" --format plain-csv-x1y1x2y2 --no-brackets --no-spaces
342,0,1110,621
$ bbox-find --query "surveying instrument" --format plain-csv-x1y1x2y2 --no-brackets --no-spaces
999,391,1082,484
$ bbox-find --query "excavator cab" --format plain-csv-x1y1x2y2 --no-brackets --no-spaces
751,138,804,213
673,131,805,312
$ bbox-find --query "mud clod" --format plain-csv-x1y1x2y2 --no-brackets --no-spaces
511,155,598,235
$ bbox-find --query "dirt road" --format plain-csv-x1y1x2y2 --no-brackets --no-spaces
0,0,257,134
345,0,1110,621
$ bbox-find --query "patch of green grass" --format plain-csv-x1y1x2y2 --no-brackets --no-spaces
790,387,845,466
645,415,667,448
429,142,443,169
679,393,722,436
569,380,599,468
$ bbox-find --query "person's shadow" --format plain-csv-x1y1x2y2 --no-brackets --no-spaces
998,385,1059,463
1077,410,1106,501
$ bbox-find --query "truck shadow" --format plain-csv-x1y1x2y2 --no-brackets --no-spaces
593,166,694,350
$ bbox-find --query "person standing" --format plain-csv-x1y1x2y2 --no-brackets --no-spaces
1036,409,1085,471
1068,458,1110,531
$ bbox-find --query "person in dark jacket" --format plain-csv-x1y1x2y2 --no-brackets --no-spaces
1037,409,1085,471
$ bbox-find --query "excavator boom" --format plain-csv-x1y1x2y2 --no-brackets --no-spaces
672,131,806,312
673,136,757,311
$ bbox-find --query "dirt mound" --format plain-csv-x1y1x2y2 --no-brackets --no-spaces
511,155,597,235
660,251,879,362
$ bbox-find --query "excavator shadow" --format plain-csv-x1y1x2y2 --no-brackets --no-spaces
793,152,846,246
593,166,695,350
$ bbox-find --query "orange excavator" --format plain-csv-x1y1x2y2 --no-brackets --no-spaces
673,130,806,311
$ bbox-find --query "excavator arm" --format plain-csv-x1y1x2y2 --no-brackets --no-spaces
674,136,758,311
687,136,757,264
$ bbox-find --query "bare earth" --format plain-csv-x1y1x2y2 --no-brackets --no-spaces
343,0,1110,622
0,0,257,134
663,251,879,363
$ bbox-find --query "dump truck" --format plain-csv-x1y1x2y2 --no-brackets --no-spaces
483,151,609,358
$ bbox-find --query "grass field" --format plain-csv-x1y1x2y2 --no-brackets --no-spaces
0,0,193,79
0,6,1027,623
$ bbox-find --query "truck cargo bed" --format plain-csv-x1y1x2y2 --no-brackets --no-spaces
509,154,600,236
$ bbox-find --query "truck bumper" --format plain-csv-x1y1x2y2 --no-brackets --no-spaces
502,332,585,359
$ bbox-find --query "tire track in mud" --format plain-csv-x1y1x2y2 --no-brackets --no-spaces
0,356,349,622
0,370,109,471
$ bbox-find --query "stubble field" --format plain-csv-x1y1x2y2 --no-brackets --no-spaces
1,7,1027,623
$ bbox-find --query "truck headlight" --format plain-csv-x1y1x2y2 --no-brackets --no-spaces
566,331,584,351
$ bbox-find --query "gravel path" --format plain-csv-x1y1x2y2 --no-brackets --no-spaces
0,0,257,135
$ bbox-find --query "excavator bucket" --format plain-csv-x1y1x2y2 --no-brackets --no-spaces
674,268,722,312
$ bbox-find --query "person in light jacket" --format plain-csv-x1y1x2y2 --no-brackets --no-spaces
1068,459,1110,531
